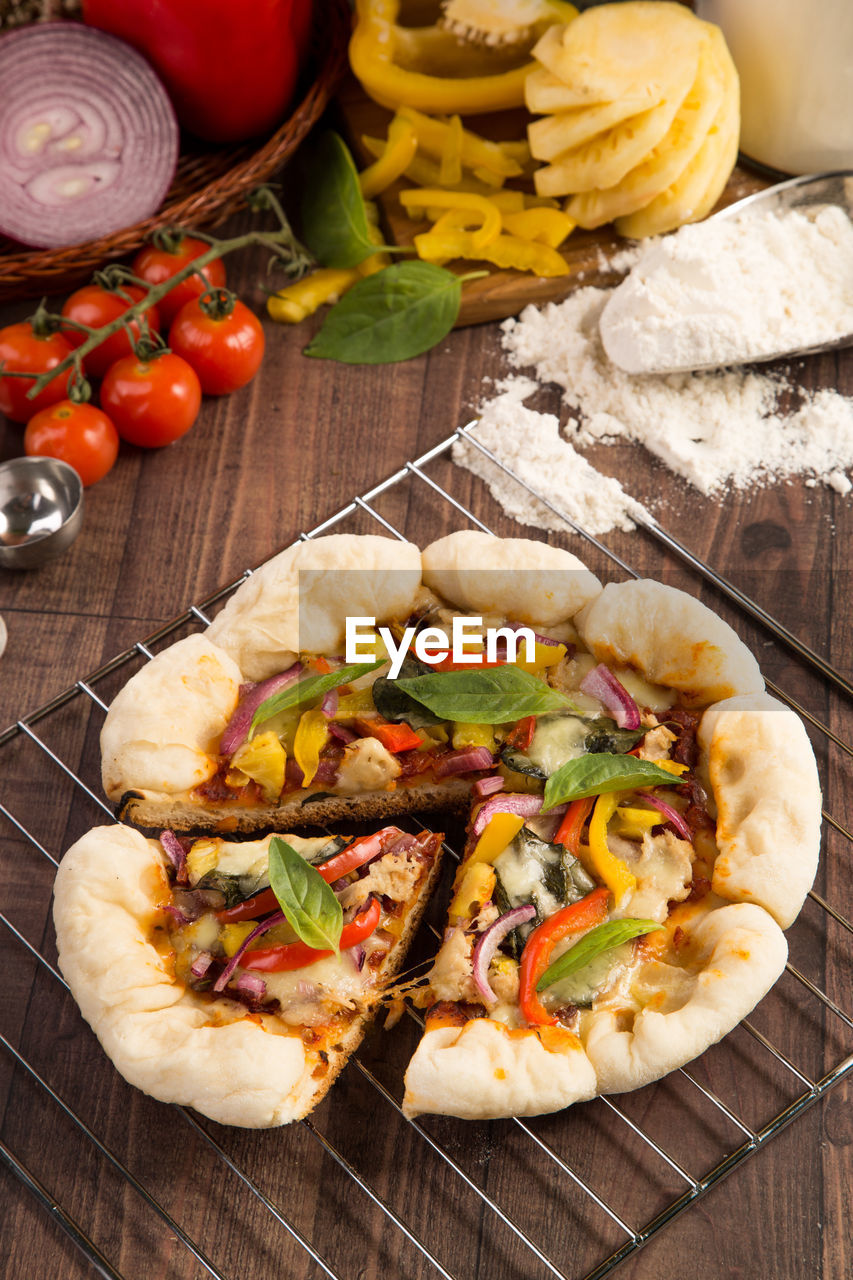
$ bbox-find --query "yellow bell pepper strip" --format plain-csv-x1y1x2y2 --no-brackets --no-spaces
452,722,497,751
439,113,464,186
502,208,576,249
333,687,378,721
267,269,362,324
414,228,571,277
448,861,496,923
399,188,502,252
361,136,505,195
358,116,418,199
514,639,568,674
397,106,524,180
613,805,662,839
468,811,525,865
518,887,610,1025
293,706,329,787
349,0,536,115
586,792,637,902
649,759,690,777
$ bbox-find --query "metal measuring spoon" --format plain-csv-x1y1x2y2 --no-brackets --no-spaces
599,170,853,374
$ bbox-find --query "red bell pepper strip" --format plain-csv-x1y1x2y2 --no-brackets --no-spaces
505,715,536,751
555,797,595,855
518,888,610,1026
241,897,382,972
217,886,280,924
354,717,422,753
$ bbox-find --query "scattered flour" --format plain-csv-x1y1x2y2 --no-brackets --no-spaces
599,206,853,373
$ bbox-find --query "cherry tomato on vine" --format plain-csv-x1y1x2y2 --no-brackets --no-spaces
168,290,264,395
0,320,74,422
131,235,227,326
100,352,201,448
61,285,160,379
24,400,119,487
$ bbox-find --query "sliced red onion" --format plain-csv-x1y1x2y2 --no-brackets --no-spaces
472,793,542,837
434,746,495,778
579,664,641,730
220,663,304,756
504,623,570,648
162,903,191,926
233,972,267,1000
641,794,693,841
328,722,357,744
213,910,285,993
0,24,179,249
381,831,419,856
313,756,339,786
347,945,366,973
472,905,536,1005
473,775,505,798
320,689,339,718
159,830,187,882
169,887,225,922
190,951,214,979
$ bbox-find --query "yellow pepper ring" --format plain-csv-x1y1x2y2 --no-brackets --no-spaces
400,188,501,252
358,116,418,199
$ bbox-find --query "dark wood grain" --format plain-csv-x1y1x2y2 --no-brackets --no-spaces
1,185,851,1280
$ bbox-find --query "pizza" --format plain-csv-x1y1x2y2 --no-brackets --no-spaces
52,822,442,1127
53,530,822,1126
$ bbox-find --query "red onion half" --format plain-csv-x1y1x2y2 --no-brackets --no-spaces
0,24,179,249
472,905,536,1005
579,664,641,730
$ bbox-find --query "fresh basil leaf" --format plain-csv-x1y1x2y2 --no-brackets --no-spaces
542,753,681,812
394,664,571,724
267,837,343,953
583,720,646,754
250,661,383,737
537,918,662,991
300,131,376,269
305,261,463,365
372,655,443,727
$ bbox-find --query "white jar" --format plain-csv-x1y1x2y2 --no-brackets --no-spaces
696,0,853,174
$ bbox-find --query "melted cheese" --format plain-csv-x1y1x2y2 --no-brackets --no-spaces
213,834,333,881
262,952,369,1023
493,838,562,921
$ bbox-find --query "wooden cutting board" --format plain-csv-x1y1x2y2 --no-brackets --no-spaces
336,73,769,327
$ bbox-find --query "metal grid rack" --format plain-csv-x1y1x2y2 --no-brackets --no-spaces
1,423,851,1280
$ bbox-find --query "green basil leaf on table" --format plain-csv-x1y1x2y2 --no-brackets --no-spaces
537,918,663,991
305,261,464,365
542,753,682,811
300,131,377,269
250,661,384,736
394,665,572,724
267,837,343,954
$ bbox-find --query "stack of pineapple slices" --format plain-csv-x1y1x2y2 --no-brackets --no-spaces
525,1,740,238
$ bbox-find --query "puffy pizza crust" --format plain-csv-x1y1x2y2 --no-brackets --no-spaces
101,634,242,800
207,534,423,681
584,902,787,1094
421,531,602,625
699,693,822,929
403,901,787,1118
53,825,321,1127
402,1018,598,1120
575,579,764,705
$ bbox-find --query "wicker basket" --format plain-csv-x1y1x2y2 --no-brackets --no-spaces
0,0,351,300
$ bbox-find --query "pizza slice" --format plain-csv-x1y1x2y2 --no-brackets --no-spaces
402,577,822,1119
53,822,442,1127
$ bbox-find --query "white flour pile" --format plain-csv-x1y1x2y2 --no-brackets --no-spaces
600,205,853,373
455,205,853,533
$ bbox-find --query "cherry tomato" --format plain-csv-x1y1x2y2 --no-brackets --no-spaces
168,291,264,395
61,285,160,379
0,321,74,422
24,400,119,487
100,352,201,448
131,237,227,326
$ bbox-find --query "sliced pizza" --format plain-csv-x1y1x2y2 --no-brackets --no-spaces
53,822,442,1127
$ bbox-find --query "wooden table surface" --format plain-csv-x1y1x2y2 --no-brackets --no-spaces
1,192,851,1280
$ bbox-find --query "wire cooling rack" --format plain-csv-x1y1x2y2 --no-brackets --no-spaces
1,423,851,1280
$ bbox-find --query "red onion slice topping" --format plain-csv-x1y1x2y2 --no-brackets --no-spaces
640,794,692,841
472,793,543,837
472,905,537,1005
220,663,304,756
473,775,505,798
159,830,187,882
213,910,285,993
233,972,267,1001
579,664,641,730
434,746,495,778
0,24,179,248
190,951,214,980
320,689,339,718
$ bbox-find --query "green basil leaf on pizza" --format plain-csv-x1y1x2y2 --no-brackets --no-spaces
394,665,573,724
250,661,384,737
542,754,682,810
537,919,663,991
268,836,343,953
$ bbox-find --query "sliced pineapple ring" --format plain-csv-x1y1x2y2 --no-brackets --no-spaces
565,29,732,228
525,66,656,120
615,91,739,238
530,3,707,108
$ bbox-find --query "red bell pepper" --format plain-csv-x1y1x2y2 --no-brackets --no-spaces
505,715,536,751
81,0,314,143
518,888,610,1026
354,717,422,753
241,897,382,972
555,797,595,855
